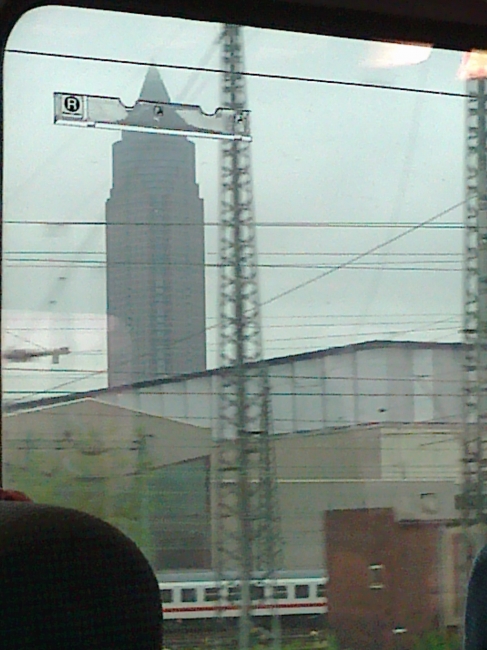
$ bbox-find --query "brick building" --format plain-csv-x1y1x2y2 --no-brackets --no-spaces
325,508,461,650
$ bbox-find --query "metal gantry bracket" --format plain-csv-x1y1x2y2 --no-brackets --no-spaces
460,77,487,622
53,92,251,141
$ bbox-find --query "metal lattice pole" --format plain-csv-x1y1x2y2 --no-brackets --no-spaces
213,24,281,650
461,77,487,615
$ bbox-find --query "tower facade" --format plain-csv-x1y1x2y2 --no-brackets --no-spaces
106,68,206,387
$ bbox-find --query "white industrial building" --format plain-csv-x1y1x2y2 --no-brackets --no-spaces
7,340,463,432
100,339,464,431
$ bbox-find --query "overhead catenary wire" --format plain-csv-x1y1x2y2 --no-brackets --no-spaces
2,317,460,333
3,358,464,396
3,320,459,355
2,262,465,271
259,200,465,309
4,219,464,228
3,311,461,320
0,372,463,383
3,198,463,399
5,48,469,99
3,250,464,255
354,61,429,336
145,198,465,354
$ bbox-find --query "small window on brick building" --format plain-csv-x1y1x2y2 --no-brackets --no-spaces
369,563,385,589
420,492,438,514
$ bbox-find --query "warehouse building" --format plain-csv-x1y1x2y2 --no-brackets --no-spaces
2,341,466,645
2,403,462,576
4,340,464,432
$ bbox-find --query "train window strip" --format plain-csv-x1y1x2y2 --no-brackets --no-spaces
228,586,241,602
273,585,288,599
160,588,173,604
181,588,197,603
204,587,220,602
295,584,310,599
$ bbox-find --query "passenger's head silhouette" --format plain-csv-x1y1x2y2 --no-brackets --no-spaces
0,500,162,649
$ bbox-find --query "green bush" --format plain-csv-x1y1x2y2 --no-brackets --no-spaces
412,629,461,650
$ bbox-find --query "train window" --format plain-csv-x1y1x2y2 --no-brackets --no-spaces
160,588,173,604
228,586,241,602
204,587,220,602
272,585,288,599
295,584,310,599
250,585,265,600
316,583,326,598
181,588,197,603
2,5,467,650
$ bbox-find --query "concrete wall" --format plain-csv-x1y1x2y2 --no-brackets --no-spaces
380,426,461,481
274,479,458,573
275,424,462,484
3,397,211,476
275,428,382,480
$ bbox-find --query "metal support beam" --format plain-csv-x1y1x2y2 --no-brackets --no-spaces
214,24,281,650
461,77,487,616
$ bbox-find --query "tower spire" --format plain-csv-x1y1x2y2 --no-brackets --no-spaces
138,66,171,103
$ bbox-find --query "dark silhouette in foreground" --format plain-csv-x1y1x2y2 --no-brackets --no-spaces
0,498,163,649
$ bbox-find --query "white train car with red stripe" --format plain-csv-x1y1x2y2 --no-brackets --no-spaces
158,572,328,621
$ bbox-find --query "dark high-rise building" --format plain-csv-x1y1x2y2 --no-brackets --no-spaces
106,68,206,387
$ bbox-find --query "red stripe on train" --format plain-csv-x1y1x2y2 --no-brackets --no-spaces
164,601,327,614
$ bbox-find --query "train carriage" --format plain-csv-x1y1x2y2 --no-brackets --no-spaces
158,573,328,621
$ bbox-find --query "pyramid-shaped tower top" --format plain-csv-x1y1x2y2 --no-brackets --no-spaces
139,67,171,103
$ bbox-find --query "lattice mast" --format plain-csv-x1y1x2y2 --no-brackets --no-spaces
214,24,281,650
462,77,487,580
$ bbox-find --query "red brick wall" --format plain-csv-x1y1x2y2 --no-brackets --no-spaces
325,508,441,650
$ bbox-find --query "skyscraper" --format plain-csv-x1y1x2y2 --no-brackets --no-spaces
106,68,206,387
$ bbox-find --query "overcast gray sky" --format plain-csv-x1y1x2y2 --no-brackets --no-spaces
1,6,466,401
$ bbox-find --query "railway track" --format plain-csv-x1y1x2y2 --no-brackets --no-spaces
163,628,328,649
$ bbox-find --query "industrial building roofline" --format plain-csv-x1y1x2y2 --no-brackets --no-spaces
3,339,464,414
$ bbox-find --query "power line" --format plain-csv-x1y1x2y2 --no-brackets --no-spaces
4,219,464,228
0,372,463,383
355,61,429,336
5,48,468,99
2,262,464,271
4,199,463,390
2,317,459,332
4,250,463,256
5,311,461,319
259,199,465,309
174,34,221,103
